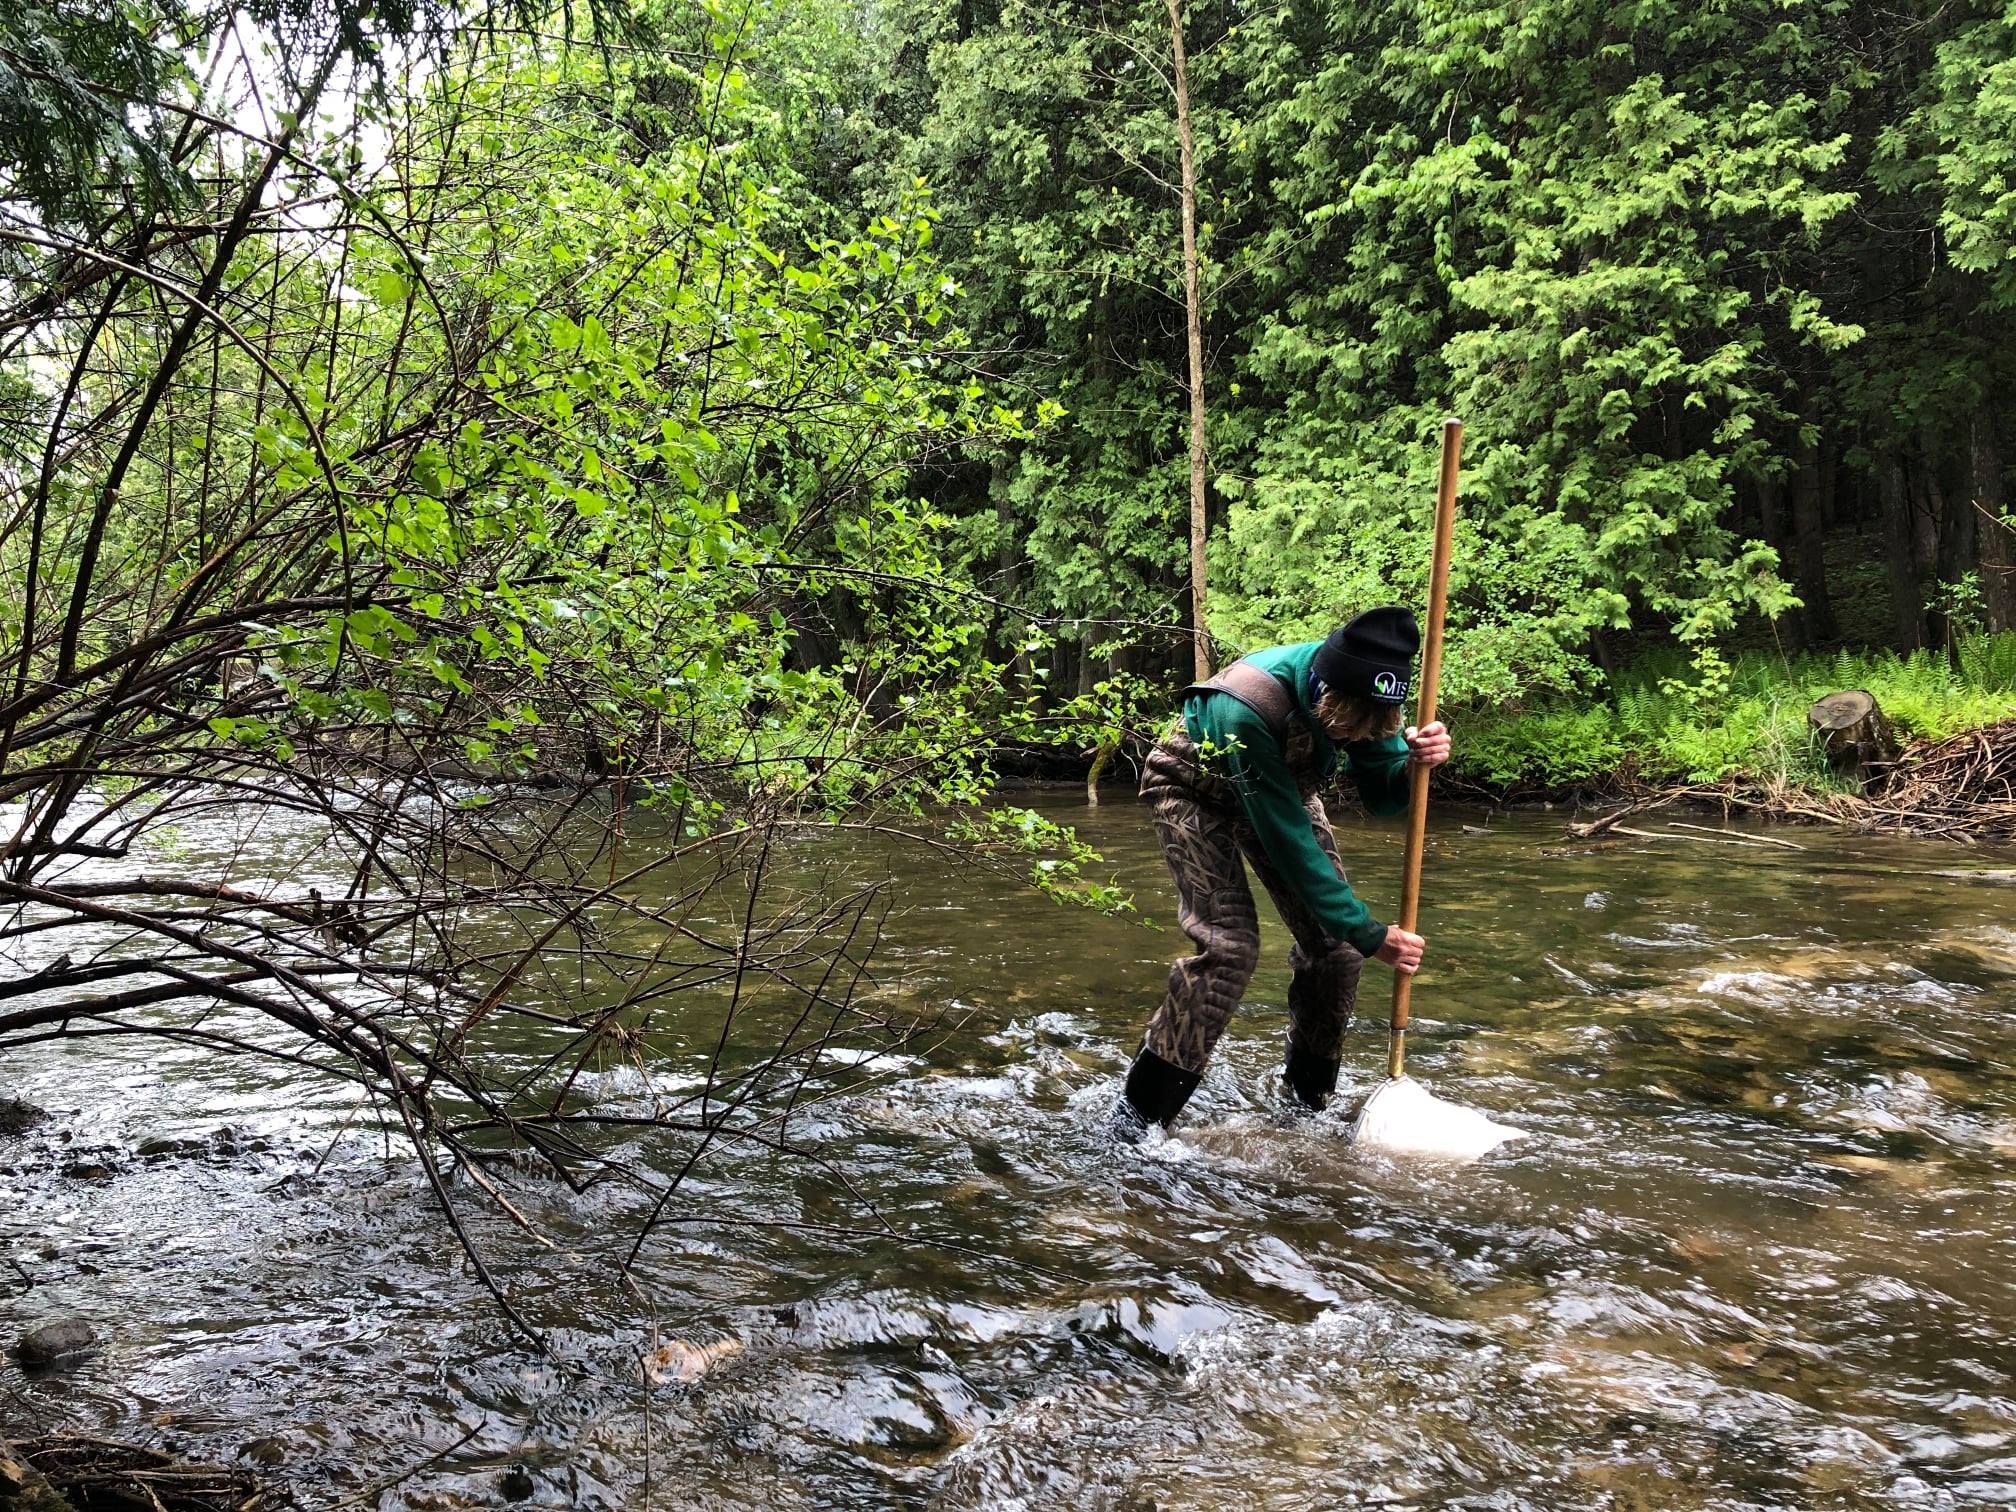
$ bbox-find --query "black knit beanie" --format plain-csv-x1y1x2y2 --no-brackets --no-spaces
1311,607,1419,706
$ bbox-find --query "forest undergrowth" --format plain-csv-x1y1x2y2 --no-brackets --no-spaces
1448,633,2016,798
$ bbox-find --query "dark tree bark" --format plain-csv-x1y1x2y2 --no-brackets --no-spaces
1790,424,1838,645
1167,0,1211,682
1589,628,1620,681
1908,445,1949,651
1846,461,1870,534
1756,473,1788,545
991,455,1028,683
1930,433,1974,662
1818,439,1841,532
1909,458,1940,578
1974,406,2014,634
1049,635,1072,697
1755,473,1804,650
1880,461,1923,649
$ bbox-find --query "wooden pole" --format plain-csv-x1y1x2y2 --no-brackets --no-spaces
1167,0,1211,681
1386,418,1462,1081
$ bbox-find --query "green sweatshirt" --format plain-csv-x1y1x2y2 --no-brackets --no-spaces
1181,639,1411,957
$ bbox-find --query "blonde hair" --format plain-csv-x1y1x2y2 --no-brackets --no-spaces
1315,690,1405,744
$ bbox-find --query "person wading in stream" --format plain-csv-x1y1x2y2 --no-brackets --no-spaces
1117,608,1453,1133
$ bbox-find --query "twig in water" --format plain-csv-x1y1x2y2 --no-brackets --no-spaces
1667,821,1807,850
1608,825,1773,849
326,1417,488,1508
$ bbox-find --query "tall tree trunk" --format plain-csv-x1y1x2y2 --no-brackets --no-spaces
1818,437,1840,532
991,455,1028,684
1789,417,1837,645
1880,460,1923,649
1929,431,1973,663
1755,473,1804,652
1848,460,1870,534
1756,473,1788,548
1589,629,1619,681
1167,0,1211,681
1974,406,2013,634
1909,454,1941,649
1909,457,1940,583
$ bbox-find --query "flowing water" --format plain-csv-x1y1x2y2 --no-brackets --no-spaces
5,792,2016,1510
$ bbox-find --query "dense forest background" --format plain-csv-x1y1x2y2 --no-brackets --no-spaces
4,0,2015,801
792,0,2016,704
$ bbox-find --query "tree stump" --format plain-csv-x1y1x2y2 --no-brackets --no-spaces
1808,690,1897,787
1085,733,1119,806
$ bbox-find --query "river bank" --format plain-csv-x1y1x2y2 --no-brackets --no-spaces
1071,635,2016,841
1448,634,2016,800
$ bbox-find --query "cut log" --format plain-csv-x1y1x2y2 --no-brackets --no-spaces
1808,690,1897,786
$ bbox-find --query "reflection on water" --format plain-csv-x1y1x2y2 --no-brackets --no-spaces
4,794,2015,1509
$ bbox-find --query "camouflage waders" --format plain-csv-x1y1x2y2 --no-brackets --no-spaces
1126,721,1365,1125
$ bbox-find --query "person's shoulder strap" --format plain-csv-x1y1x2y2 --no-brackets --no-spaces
1178,658,1295,743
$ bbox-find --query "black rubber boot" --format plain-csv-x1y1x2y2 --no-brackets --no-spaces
1113,1046,1203,1138
1283,1042,1341,1111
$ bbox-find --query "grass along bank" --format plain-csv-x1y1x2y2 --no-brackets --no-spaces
1450,634,2016,799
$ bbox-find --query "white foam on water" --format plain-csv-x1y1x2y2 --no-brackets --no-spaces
573,1065,709,1097
815,1046,918,1072
1351,1075,1528,1162
1692,964,1962,1015
984,1010,1089,1046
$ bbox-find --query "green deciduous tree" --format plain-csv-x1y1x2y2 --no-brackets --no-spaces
829,0,2014,702
0,5,1109,1335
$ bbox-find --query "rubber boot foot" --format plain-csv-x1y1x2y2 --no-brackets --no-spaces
1114,1046,1202,1135
1284,1043,1341,1112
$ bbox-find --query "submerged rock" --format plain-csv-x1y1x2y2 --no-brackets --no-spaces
498,1466,536,1500
639,1336,744,1386
136,1135,201,1160
15,1319,98,1368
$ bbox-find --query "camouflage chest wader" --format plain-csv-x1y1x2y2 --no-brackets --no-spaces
1125,668,1366,1128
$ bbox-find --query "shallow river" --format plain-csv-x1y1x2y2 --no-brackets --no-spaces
5,792,2016,1510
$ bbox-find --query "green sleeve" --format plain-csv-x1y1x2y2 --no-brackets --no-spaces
1191,695,1389,957
1344,732,1412,817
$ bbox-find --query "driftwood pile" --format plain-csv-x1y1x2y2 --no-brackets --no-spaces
1851,717,2016,842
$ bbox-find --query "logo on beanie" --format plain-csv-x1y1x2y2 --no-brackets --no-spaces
1373,670,1407,700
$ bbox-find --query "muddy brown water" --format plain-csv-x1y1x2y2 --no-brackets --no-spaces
4,792,2015,1510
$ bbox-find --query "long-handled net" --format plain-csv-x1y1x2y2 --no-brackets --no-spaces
1351,419,1524,1162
